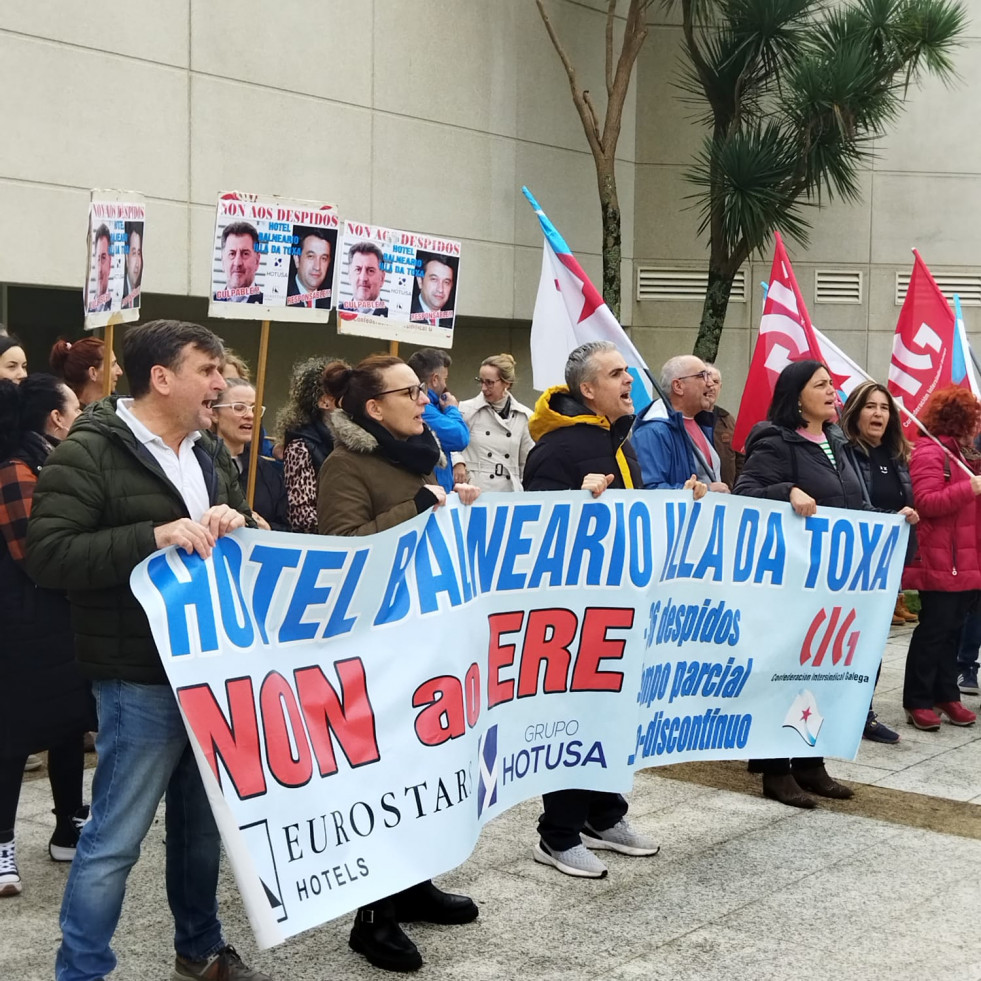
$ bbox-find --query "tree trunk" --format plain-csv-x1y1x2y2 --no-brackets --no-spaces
597,166,621,321
693,263,737,362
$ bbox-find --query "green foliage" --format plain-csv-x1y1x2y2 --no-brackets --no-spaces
677,0,967,357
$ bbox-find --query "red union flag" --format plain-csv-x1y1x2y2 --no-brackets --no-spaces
733,233,826,452
888,250,958,436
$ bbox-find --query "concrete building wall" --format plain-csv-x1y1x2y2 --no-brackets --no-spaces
632,2,981,397
1,0,978,416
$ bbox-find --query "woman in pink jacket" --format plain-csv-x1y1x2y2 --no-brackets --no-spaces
903,386,981,730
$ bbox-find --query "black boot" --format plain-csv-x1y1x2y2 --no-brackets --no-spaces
391,879,478,925
793,763,854,799
349,900,422,973
761,773,816,809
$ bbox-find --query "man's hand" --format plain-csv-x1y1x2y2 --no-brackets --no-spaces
453,463,469,484
683,474,708,501
899,506,919,525
440,390,459,408
200,504,246,539
154,519,216,559
789,486,817,517
453,483,481,505
708,481,730,494
581,473,615,498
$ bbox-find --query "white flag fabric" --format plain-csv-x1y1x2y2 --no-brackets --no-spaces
524,187,653,409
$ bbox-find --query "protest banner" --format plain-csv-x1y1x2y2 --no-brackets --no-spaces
130,490,906,948
208,192,340,323
335,220,461,349
83,191,145,330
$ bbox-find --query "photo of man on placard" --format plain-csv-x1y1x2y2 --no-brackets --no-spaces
286,225,336,309
410,251,458,327
338,240,388,317
122,221,143,310
214,221,263,303
88,223,112,313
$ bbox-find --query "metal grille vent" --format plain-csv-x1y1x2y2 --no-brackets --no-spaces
895,272,981,306
815,269,862,304
636,267,746,302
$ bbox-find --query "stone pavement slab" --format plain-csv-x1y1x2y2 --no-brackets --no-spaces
3,624,981,981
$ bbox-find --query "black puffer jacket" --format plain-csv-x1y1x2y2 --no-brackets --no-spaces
843,443,914,510
0,433,95,754
26,396,253,684
734,422,867,510
524,386,641,491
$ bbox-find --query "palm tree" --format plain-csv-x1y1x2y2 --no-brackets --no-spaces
679,0,967,362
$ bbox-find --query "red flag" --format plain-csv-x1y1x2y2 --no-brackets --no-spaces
888,250,958,437
733,233,826,452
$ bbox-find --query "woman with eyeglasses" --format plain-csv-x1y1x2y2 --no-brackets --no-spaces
212,379,288,532
317,354,480,972
451,353,534,492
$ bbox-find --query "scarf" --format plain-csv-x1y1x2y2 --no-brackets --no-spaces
352,414,442,475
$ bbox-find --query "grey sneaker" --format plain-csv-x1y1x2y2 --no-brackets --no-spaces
533,840,608,878
172,944,271,980
958,668,980,695
582,819,660,856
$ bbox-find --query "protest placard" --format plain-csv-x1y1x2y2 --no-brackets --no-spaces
130,490,905,947
335,220,461,348
208,192,340,322
83,191,145,330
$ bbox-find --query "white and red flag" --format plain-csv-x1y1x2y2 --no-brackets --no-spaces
523,186,655,411
888,250,959,437
733,233,829,452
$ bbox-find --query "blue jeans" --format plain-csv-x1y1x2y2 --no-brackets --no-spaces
56,680,224,981
957,611,981,671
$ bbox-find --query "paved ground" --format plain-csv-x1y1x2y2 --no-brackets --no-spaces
4,623,981,981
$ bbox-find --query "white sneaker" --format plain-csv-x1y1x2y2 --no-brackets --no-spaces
533,840,608,878
582,819,660,856
0,839,22,897
23,754,42,772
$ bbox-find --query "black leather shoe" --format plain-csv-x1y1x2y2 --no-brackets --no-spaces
392,879,479,925
349,906,423,972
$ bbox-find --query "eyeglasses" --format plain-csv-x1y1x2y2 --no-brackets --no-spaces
475,376,503,386
678,371,710,383
213,402,264,415
373,384,427,401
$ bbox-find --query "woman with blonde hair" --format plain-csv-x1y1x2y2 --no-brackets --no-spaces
452,353,534,491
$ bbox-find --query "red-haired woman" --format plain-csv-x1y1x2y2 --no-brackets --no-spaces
49,337,122,407
903,385,981,730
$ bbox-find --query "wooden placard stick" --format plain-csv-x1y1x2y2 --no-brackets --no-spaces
245,320,271,510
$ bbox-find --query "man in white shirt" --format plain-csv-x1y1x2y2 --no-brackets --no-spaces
27,320,271,981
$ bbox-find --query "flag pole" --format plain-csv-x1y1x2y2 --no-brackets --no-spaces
898,404,974,476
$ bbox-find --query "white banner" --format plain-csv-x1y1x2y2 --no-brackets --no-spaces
130,491,907,947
